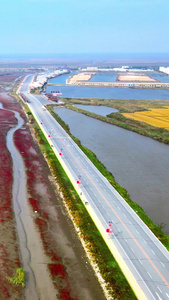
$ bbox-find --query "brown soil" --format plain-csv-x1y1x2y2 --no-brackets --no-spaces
69,72,96,83
0,89,106,299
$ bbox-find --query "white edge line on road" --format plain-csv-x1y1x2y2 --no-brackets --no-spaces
27,99,148,300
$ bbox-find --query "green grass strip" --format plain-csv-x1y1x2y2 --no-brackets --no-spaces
47,105,169,250
14,89,168,298
24,105,137,299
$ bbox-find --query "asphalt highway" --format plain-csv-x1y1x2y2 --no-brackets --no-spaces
18,75,169,300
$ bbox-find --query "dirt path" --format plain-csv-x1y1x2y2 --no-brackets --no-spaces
6,108,57,300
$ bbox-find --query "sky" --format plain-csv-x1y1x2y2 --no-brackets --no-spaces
0,0,169,56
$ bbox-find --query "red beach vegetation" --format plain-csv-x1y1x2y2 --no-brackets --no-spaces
0,94,23,299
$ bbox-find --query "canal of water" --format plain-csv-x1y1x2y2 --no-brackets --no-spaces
74,105,118,116
54,107,169,234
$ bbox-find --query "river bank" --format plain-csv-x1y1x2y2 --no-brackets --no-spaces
12,89,106,299
0,95,23,299
8,106,57,299
63,98,169,144
48,81,169,89
50,104,169,236
0,92,58,299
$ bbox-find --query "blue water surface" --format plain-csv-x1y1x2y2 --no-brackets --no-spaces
46,85,169,100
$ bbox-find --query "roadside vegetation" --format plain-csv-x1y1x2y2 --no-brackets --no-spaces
30,88,41,94
23,105,137,299
47,104,169,250
61,97,169,144
12,93,79,299
14,91,169,299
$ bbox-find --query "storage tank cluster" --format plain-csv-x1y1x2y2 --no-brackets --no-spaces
30,69,68,89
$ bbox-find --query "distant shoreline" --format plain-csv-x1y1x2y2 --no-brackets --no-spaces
0,53,169,66
48,81,169,90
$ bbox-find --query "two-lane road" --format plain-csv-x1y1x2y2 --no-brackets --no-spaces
18,75,169,300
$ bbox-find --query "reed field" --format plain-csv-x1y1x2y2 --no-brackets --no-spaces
61,97,169,144
123,106,169,130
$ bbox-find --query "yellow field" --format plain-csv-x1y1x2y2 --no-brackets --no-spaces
123,106,169,130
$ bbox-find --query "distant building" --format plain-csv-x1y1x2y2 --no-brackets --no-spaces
86,67,98,71
122,66,129,69
113,67,128,72
45,91,62,102
81,67,98,72
159,66,169,75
